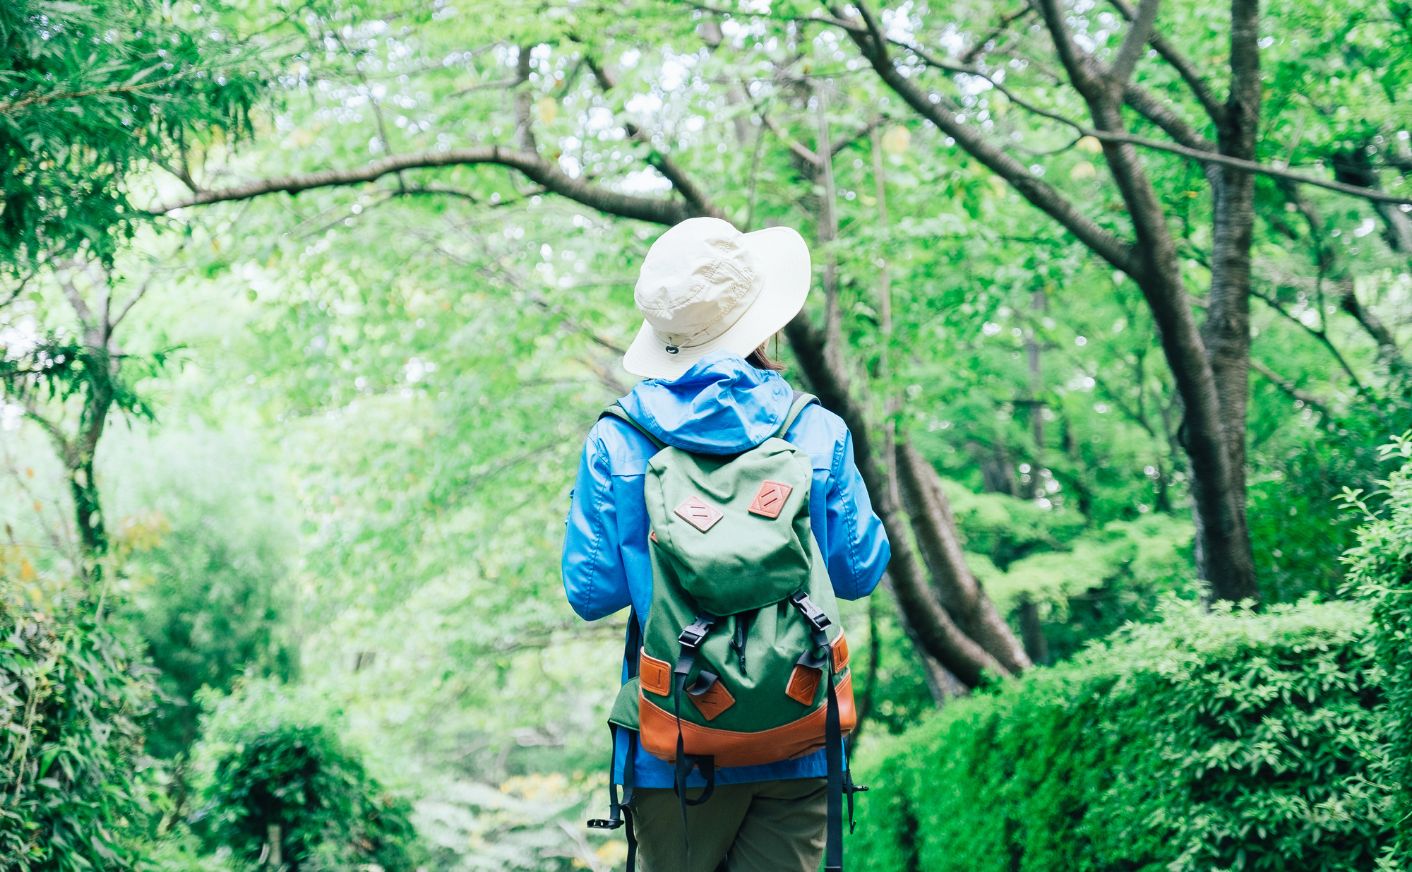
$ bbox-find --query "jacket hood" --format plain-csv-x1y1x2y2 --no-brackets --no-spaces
617,351,794,455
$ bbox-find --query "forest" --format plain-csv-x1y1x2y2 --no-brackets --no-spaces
0,0,1409,869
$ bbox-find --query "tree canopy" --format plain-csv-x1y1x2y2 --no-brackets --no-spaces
1,0,1409,868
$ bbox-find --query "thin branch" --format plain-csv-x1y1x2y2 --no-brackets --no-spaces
1106,0,1225,124
960,5,1036,65
1249,358,1335,419
818,14,1409,205
149,146,697,225
832,1,1139,275
1121,82,1214,151
55,269,95,331
1109,0,1161,85
1249,287,1367,393
761,109,820,166
20,404,69,457
583,56,726,218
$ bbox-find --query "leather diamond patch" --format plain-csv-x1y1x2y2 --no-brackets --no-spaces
748,480,793,519
674,496,723,532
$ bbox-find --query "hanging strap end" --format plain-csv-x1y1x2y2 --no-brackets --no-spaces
586,817,623,830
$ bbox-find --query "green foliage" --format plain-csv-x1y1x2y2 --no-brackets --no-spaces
1341,432,1412,861
966,511,1196,662
112,426,297,759
946,481,1087,570
0,0,263,269
851,600,1398,871
193,682,422,871
2,0,1408,867
0,597,156,871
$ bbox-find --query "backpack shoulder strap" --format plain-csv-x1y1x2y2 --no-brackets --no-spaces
600,403,667,451
775,391,818,439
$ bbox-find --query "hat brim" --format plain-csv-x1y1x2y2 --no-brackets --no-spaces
622,226,811,380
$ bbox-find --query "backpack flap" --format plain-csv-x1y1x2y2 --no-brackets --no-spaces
646,438,814,616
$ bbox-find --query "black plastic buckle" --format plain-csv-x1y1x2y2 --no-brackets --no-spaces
678,617,714,650
789,591,832,632
586,818,623,830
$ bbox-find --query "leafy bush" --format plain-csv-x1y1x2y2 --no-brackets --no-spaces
946,482,1087,570
0,598,156,870
193,683,422,871
979,514,1196,662
116,476,296,759
850,600,1397,871
1341,432,1412,861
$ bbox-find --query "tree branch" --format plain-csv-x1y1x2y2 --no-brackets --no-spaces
149,146,697,225
1107,0,1225,124
1109,0,1160,85
834,1,1140,275
1249,286,1367,393
1249,358,1335,419
583,56,726,219
863,17,1406,204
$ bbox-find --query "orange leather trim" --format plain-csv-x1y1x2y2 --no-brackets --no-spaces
832,632,850,672
639,652,672,697
786,664,821,706
689,679,736,721
640,673,856,766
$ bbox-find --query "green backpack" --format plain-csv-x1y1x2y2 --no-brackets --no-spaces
586,392,864,872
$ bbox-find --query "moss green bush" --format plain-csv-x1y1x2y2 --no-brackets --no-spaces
850,600,1397,871
192,680,422,871
1341,432,1412,862
0,599,156,870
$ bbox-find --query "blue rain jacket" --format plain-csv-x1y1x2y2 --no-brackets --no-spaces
561,351,891,789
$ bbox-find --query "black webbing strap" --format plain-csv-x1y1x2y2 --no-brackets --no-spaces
790,592,845,872
824,647,844,872
670,615,718,866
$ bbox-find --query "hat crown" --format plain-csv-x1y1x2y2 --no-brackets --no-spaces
634,218,762,350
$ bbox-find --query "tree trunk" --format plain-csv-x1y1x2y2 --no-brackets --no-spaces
67,457,107,561
894,443,1032,673
784,315,1011,687
1193,0,1261,600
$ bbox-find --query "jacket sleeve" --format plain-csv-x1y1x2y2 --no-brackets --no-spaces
824,426,891,601
561,426,632,621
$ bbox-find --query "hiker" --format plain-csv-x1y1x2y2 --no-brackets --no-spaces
562,217,890,872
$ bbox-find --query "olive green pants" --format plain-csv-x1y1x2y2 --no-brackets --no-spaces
630,778,827,872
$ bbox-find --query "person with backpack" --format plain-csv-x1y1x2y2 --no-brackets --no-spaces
562,217,890,872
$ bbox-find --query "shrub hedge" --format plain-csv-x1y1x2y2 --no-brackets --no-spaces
1341,433,1412,862
850,600,1398,871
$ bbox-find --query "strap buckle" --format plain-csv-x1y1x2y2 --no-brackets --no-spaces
586,818,623,830
789,591,832,633
677,617,715,651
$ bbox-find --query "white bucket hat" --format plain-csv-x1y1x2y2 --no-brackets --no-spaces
623,217,811,380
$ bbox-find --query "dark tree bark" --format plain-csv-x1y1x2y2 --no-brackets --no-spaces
21,273,120,584
838,0,1262,601
785,316,1012,686
895,443,1032,673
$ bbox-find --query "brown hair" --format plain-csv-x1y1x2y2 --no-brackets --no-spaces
746,337,786,372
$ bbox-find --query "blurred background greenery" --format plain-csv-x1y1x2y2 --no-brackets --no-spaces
0,0,1409,869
